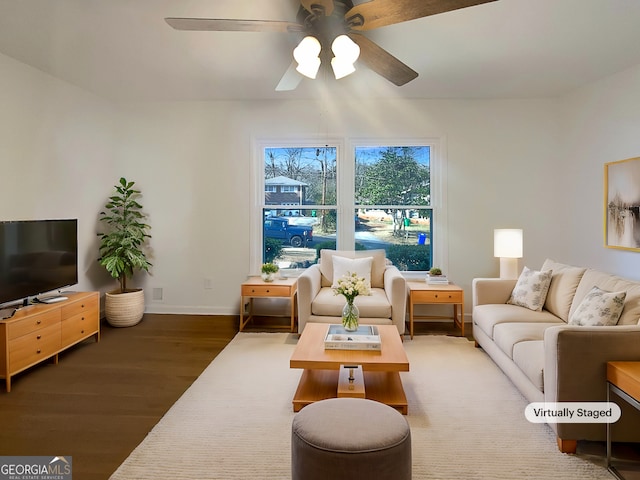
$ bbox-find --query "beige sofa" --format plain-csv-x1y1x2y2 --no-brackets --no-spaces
473,258,640,453
297,249,407,335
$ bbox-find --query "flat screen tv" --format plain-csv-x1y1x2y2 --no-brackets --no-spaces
0,219,78,306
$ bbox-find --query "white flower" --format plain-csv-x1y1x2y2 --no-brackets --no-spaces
332,271,371,302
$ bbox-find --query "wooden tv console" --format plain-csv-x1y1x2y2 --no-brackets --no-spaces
0,291,100,392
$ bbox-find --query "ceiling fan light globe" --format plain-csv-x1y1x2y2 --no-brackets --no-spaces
331,34,360,63
331,57,356,80
296,57,321,79
293,36,321,63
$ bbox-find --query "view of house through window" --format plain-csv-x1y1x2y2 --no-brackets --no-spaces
262,144,433,271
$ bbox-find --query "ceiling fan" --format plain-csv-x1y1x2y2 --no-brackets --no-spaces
165,0,498,91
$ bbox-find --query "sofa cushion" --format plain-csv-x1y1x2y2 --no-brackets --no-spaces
493,322,559,359
541,259,586,322
570,269,640,326
512,340,545,392
507,266,553,311
320,250,387,289
473,304,562,339
311,287,392,318
569,286,626,326
331,255,373,288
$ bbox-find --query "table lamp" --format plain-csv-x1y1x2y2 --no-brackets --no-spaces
494,229,523,279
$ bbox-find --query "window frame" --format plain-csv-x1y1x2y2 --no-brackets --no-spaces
251,136,447,275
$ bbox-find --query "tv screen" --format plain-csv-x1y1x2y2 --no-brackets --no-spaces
0,219,78,306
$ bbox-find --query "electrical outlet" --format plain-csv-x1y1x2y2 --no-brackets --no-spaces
152,288,163,301
204,278,213,290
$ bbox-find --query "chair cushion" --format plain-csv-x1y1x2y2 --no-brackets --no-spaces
493,322,557,359
512,340,545,392
473,304,562,339
320,249,387,288
541,259,586,322
311,287,392,318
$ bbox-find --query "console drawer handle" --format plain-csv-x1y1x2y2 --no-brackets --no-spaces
36,320,41,325
37,335,41,340
37,349,41,354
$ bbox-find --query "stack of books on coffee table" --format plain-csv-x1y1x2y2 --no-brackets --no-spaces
324,325,381,351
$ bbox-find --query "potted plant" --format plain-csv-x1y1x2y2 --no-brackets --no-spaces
98,177,152,327
261,263,279,282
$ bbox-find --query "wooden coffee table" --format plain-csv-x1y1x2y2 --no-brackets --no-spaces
290,323,410,414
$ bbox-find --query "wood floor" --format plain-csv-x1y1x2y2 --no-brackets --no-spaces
0,314,468,480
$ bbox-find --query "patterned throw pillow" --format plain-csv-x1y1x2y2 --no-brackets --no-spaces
507,266,553,311
569,286,626,326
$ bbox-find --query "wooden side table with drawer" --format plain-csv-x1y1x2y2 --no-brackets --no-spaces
406,281,464,339
240,277,297,332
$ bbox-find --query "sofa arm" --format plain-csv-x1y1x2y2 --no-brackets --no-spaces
297,264,321,333
544,324,640,446
384,266,407,335
472,278,516,307
544,324,640,404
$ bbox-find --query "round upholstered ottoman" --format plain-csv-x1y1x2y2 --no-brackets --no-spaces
291,398,411,480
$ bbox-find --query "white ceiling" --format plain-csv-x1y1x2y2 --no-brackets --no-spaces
1,0,640,102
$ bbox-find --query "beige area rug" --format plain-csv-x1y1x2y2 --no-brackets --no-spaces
110,333,611,480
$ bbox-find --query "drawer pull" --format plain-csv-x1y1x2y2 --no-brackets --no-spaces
36,320,41,325
37,349,41,354
81,304,85,308
434,294,438,298
37,335,41,340
81,316,85,321
266,290,270,293
81,330,85,334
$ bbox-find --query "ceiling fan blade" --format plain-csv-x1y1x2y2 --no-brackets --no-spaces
300,0,334,16
346,0,498,31
165,18,302,33
276,62,304,91
349,33,418,86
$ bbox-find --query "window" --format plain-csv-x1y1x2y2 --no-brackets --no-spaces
253,139,445,273
354,145,433,271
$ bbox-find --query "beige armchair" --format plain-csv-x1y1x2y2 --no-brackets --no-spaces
297,249,407,335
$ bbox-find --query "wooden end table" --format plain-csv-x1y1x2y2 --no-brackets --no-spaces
407,281,464,339
607,361,640,480
240,276,297,332
290,323,410,414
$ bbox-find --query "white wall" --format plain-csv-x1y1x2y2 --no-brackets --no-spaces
3,50,640,316
0,53,118,294
112,95,564,314
561,64,640,279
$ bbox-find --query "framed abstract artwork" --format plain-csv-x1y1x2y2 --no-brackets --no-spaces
604,156,640,251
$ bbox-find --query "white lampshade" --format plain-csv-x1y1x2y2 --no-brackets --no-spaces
294,36,321,79
494,229,523,258
331,34,360,79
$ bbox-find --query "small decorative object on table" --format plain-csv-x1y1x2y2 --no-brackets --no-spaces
427,266,449,285
261,262,279,282
332,271,371,331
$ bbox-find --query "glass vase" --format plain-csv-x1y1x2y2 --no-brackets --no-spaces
342,300,359,332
